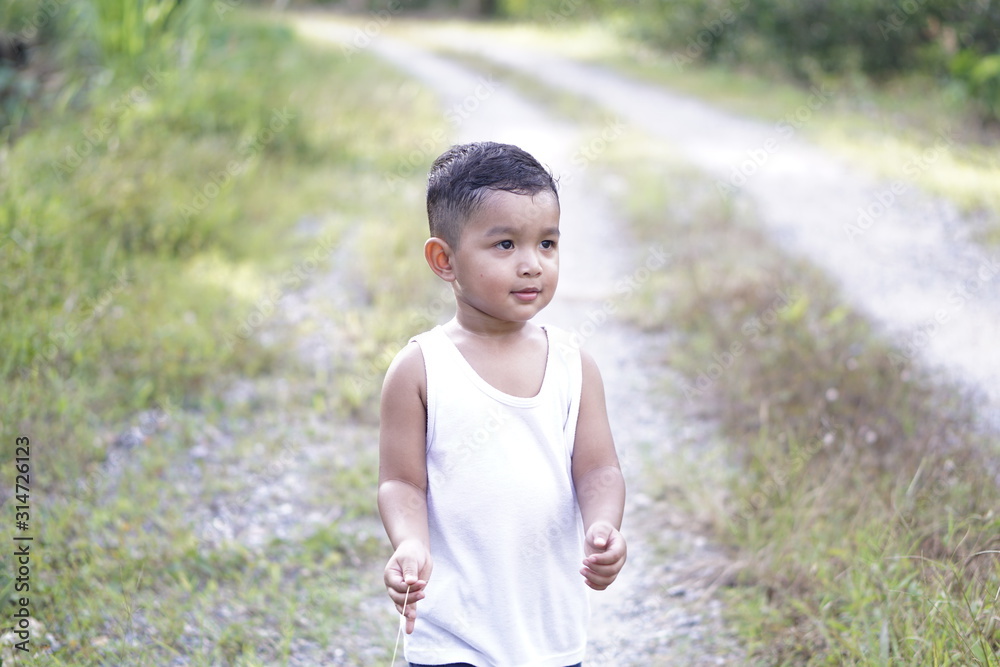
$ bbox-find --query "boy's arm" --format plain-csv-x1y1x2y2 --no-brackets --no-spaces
572,349,627,591
378,342,433,633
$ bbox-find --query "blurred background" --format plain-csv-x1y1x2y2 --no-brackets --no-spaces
1,0,999,665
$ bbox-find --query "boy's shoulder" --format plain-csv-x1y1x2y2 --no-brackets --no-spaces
541,324,584,363
539,326,604,392
382,336,426,397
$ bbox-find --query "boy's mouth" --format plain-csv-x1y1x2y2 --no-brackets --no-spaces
512,287,540,302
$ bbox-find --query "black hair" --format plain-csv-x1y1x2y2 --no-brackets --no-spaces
426,142,559,247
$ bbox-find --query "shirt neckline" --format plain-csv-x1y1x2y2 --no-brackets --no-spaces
435,325,551,407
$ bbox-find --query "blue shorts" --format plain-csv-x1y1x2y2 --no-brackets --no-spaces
410,664,582,667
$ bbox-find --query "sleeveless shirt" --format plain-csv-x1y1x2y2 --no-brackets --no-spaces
404,324,588,667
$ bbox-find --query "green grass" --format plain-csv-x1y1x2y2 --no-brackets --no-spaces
86,0,208,59
1,9,447,664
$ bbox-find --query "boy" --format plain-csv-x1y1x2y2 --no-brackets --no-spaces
379,142,627,667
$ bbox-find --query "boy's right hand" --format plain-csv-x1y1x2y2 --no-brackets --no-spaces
384,539,433,634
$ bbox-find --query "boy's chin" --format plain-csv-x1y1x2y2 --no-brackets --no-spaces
489,308,547,325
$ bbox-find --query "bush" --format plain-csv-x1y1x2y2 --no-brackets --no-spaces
952,50,1000,123
1,0,210,140
83,0,211,59
499,0,1000,122
1,1,92,139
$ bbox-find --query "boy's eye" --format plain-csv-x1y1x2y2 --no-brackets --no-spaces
541,240,557,249
496,240,514,250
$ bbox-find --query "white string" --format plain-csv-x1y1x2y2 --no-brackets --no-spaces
388,585,410,667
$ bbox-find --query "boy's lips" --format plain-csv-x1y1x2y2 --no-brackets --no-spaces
512,287,541,302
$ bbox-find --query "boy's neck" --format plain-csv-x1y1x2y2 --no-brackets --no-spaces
448,308,534,341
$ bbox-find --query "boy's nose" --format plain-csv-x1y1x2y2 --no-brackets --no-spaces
518,251,542,276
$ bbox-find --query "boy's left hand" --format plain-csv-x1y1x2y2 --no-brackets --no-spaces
581,521,627,590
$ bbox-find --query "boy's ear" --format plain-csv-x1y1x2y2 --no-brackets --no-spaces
424,237,456,282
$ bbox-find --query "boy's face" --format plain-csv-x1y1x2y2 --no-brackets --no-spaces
448,189,560,326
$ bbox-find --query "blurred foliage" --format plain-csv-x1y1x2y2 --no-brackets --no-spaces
0,0,211,139
1,1,90,139
952,50,1000,124
86,0,211,59
307,0,491,12
498,0,1000,123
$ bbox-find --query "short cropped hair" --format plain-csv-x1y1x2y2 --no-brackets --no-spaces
426,142,559,247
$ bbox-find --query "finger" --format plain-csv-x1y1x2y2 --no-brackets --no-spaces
585,578,611,591
389,580,426,597
585,557,624,575
392,591,426,611
583,574,613,590
388,579,427,602
584,566,621,584
384,566,401,590
590,534,626,561
581,563,619,579
392,581,428,607
587,524,612,550
388,555,422,587
584,549,621,566
581,563,619,585
405,560,433,587
581,569,617,590
385,565,413,592
583,558,624,578
405,602,418,634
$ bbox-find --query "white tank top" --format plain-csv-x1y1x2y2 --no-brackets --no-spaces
405,324,588,667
